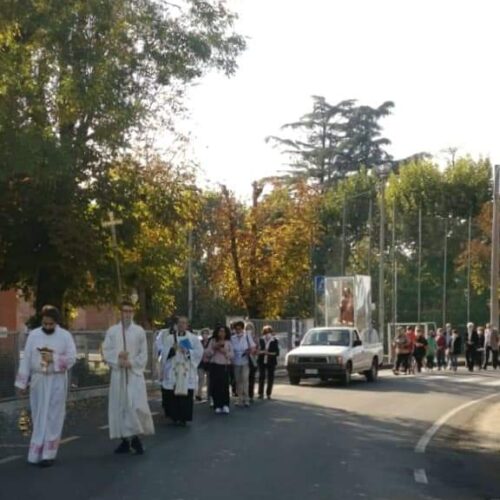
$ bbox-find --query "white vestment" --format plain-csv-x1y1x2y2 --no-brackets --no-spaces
15,326,76,464
103,322,155,439
156,330,203,392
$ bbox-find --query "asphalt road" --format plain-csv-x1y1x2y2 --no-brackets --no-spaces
2,369,500,500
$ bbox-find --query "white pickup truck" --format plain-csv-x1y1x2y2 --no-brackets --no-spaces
285,326,383,386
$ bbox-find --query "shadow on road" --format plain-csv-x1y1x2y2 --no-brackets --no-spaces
1,388,499,500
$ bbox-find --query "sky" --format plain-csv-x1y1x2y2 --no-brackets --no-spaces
174,0,500,197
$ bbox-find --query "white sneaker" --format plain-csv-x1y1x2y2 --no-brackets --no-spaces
215,408,222,414
222,406,230,414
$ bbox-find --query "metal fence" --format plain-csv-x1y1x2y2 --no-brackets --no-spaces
0,330,158,402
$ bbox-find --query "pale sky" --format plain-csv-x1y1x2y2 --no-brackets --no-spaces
178,0,500,197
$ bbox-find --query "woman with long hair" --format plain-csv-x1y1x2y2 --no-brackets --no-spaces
205,325,234,414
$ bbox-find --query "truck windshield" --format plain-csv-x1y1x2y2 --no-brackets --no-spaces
302,329,350,346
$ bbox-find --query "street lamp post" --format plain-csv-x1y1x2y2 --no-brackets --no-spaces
491,165,500,329
376,164,391,348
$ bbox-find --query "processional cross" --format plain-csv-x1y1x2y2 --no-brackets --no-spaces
102,211,129,383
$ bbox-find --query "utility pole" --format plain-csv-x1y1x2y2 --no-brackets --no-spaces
341,197,347,275
467,213,472,323
187,230,193,322
376,165,390,346
417,207,422,323
368,197,373,277
491,165,500,328
442,217,448,327
392,202,397,326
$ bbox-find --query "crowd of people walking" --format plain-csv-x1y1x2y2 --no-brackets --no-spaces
392,322,499,375
155,319,280,422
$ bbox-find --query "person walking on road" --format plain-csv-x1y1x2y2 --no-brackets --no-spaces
245,322,259,403
436,328,447,370
393,328,411,375
426,330,437,371
231,320,256,407
465,322,479,372
476,326,485,370
205,325,233,414
413,327,427,373
156,316,204,426
448,329,462,372
196,328,211,401
103,301,155,455
484,325,499,370
258,326,280,400
14,305,77,467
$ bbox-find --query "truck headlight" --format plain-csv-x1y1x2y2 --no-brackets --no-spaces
329,356,344,365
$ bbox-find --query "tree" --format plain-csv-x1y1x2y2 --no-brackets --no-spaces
192,181,320,320
267,96,394,188
0,0,245,318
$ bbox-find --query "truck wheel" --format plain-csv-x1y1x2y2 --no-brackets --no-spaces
341,363,352,386
365,358,379,382
289,375,301,386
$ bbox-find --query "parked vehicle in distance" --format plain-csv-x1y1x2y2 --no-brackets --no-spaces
285,327,383,386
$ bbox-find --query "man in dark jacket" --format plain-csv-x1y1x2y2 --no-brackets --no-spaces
465,322,479,372
258,326,280,400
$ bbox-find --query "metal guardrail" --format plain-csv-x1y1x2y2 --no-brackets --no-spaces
0,330,158,402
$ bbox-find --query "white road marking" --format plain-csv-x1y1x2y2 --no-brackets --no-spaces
483,379,500,387
0,455,22,465
414,469,428,484
151,411,159,416
60,436,80,445
98,424,109,430
415,392,499,453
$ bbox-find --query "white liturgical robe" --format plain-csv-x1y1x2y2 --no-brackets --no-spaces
156,330,204,392
103,322,155,439
15,326,77,464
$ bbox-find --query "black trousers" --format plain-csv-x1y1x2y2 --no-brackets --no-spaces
162,389,194,422
258,364,276,397
436,349,446,369
465,346,476,371
483,347,499,369
210,364,230,409
395,353,409,372
249,363,257,399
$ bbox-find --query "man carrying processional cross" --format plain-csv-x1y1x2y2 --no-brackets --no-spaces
103,300,155,455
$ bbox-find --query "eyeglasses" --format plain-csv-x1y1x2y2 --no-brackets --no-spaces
122,309,134,313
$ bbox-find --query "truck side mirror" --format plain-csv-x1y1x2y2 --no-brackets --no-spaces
353,339,362,347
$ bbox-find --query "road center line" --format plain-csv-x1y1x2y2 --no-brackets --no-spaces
0,455,22,465
98,424,109,430
414,469,428,484
60,436,80,445
415,392,499,453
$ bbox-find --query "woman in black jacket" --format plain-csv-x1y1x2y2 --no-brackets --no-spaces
258,326,280,400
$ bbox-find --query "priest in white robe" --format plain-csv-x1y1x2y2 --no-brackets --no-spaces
157,316,203,426
103,301,154,455
14,305,77,467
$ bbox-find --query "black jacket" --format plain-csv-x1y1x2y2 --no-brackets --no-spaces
466,330,479,349
257,337,280,367
450,335,462,355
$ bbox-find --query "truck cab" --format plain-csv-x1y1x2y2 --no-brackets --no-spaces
285,326,383,386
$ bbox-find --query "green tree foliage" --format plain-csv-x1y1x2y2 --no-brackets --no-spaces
0,0,245,318
267,96,394,188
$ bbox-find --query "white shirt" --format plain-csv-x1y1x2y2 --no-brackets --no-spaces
231,333,255,366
